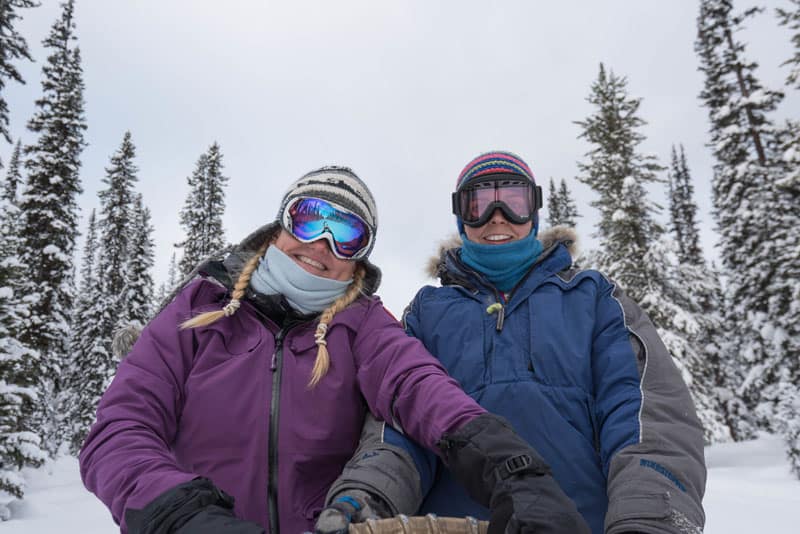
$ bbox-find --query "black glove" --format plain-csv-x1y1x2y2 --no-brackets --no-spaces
438,413,591,534
314,489,391,534
125,477,265,534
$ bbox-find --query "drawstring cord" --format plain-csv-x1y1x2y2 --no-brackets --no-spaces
486,302,505,331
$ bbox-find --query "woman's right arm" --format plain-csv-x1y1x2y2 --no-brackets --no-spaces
79,280,264,534
80,282,200,525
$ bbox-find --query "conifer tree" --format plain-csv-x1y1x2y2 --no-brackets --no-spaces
0,152,44,517
696,0,797,440
546,178,561,227
63,209,106,453
667,145,703,265
3,140,22,201
557,179,579,228
784,389,800,477
575,63,664,303
639,238,731,443
177,142,229,277
665,147,732,441
546,178,580,228
16,0,86,453
155,251,178,308
96,131,138,329
73,210,98,349
0,0,37,145
778,0,800,89
124,194,155,327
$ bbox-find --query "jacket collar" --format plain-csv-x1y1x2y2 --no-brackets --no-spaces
432,226,578,303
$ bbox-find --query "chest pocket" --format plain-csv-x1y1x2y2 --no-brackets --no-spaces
488,302,535,384
191,305,265,375
423,299,487,395
526,282,594,389
282,326,362,449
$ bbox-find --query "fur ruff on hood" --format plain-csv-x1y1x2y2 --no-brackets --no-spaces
425,225,579,279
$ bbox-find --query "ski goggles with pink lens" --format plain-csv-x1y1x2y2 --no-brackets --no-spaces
452,174,542,227
282,197,373,260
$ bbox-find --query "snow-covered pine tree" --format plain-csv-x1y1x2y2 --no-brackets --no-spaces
546,178,562,227
667,145,703,265
557,178,579,228
96,131,138,333
696,0,794,440
665,146,732,442
4,140,22,199
177,142,229,277
640,237,731,443
124,193,155,327
774,1,800,472
784,388,800,478
17,0,86,454
777,0,800,89
63,209,107,454
155,251,178,308
0,0,37,145
546,177,581,228
575,63,664,303
0,150,44,518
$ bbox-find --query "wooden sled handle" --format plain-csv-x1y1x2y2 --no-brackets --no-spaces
348,514,488,534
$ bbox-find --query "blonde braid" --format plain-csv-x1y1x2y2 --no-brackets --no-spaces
180,240,271,330
307,264,366,388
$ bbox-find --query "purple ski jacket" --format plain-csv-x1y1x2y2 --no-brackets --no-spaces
79,273,485,533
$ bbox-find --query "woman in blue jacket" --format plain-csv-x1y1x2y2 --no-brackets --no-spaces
317,151,706,534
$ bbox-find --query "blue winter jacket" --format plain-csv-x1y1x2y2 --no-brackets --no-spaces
325,227,706,534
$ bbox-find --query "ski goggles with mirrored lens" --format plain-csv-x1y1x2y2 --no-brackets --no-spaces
452,175,543,227
282,197,373,260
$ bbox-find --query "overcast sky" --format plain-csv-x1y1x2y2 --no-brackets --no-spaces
3,1,798,315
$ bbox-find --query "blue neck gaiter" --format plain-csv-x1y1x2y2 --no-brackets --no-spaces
459,230,543,293
249,246,352,315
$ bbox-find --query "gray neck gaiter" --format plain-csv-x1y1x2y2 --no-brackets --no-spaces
249,245,352,315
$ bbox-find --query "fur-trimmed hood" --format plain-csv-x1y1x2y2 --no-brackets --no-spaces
425,225,579,279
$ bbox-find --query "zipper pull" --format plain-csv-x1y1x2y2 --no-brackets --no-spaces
271,330,286,372
486,302,505,331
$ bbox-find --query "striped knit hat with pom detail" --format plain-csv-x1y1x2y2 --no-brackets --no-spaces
454,150,539,233
277,166,379,258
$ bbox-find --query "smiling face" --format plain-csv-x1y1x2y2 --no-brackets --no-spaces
463,208,533,245
272,229,357,281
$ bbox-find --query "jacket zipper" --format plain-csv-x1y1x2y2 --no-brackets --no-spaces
268,326,289,534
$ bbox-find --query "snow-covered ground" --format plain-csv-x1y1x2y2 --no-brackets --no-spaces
3,434,799,533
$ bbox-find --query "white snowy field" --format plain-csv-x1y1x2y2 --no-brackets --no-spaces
2,434,799,533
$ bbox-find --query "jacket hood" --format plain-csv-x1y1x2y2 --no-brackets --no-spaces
425,225,579,279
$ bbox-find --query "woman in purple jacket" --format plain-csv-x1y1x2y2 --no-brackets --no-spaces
79,166,589,534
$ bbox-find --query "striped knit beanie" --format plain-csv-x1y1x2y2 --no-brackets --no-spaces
277,166,379,258
456,150,536,191
454,150,539,232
